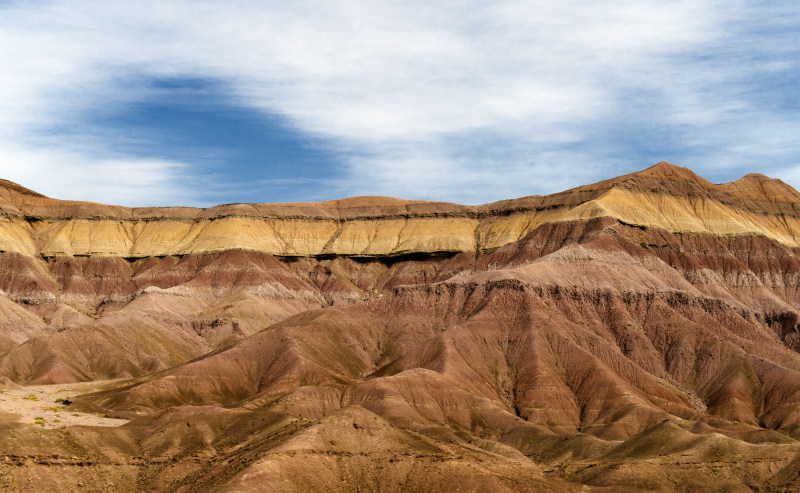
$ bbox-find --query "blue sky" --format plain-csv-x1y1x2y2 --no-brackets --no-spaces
0,1,798,207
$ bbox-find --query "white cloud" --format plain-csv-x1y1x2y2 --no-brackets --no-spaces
0,0,797,205
0,146,201,207
343,146,616,204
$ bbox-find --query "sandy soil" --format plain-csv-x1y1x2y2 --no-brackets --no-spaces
0,381,128,429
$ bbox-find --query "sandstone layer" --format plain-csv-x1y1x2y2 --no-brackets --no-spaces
1,162,800,492
1,162,800,261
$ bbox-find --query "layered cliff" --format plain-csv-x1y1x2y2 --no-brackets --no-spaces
2,162,800,492
2,162,800,261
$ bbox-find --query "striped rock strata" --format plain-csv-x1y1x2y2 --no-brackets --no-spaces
1,162,800,260
1,162,800,492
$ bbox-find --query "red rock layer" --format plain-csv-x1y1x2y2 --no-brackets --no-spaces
1,163,800,491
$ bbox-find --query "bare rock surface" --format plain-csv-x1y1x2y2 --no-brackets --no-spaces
0,380,128,428
1,162,800,491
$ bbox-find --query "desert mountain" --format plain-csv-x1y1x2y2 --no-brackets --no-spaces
1,162,800,491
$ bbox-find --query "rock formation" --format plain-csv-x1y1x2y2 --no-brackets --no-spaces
1,162,800,491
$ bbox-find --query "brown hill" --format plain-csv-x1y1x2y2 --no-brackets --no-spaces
1,162,800,491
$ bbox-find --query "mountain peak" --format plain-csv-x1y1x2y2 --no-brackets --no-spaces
720,172,800,202
0,179,46,198
632,161,712,186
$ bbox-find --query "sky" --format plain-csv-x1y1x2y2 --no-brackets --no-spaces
0,1,798,207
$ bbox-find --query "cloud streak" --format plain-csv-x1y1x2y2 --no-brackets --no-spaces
0,0,797,205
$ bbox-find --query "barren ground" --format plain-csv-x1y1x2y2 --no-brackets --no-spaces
0,381,128,429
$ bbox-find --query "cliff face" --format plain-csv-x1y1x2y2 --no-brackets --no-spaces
2,162,800,492
2,162,800,261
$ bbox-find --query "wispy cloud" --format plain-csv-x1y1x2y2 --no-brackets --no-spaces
0,147,203,207
0,0,797,206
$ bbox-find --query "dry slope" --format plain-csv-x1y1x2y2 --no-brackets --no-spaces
1,162,800,492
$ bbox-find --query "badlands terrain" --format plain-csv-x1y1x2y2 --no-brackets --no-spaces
0,162,800,491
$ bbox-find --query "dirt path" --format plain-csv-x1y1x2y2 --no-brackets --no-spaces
0,381,129,429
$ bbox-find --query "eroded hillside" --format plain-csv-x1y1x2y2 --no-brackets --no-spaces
1,162,800,492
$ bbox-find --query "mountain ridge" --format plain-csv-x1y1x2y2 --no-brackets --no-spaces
1,161,796,215
2,162,800,262
1,162,800,492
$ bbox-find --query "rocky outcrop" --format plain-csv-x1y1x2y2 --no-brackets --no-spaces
2,162,800,492
1,162,800,261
